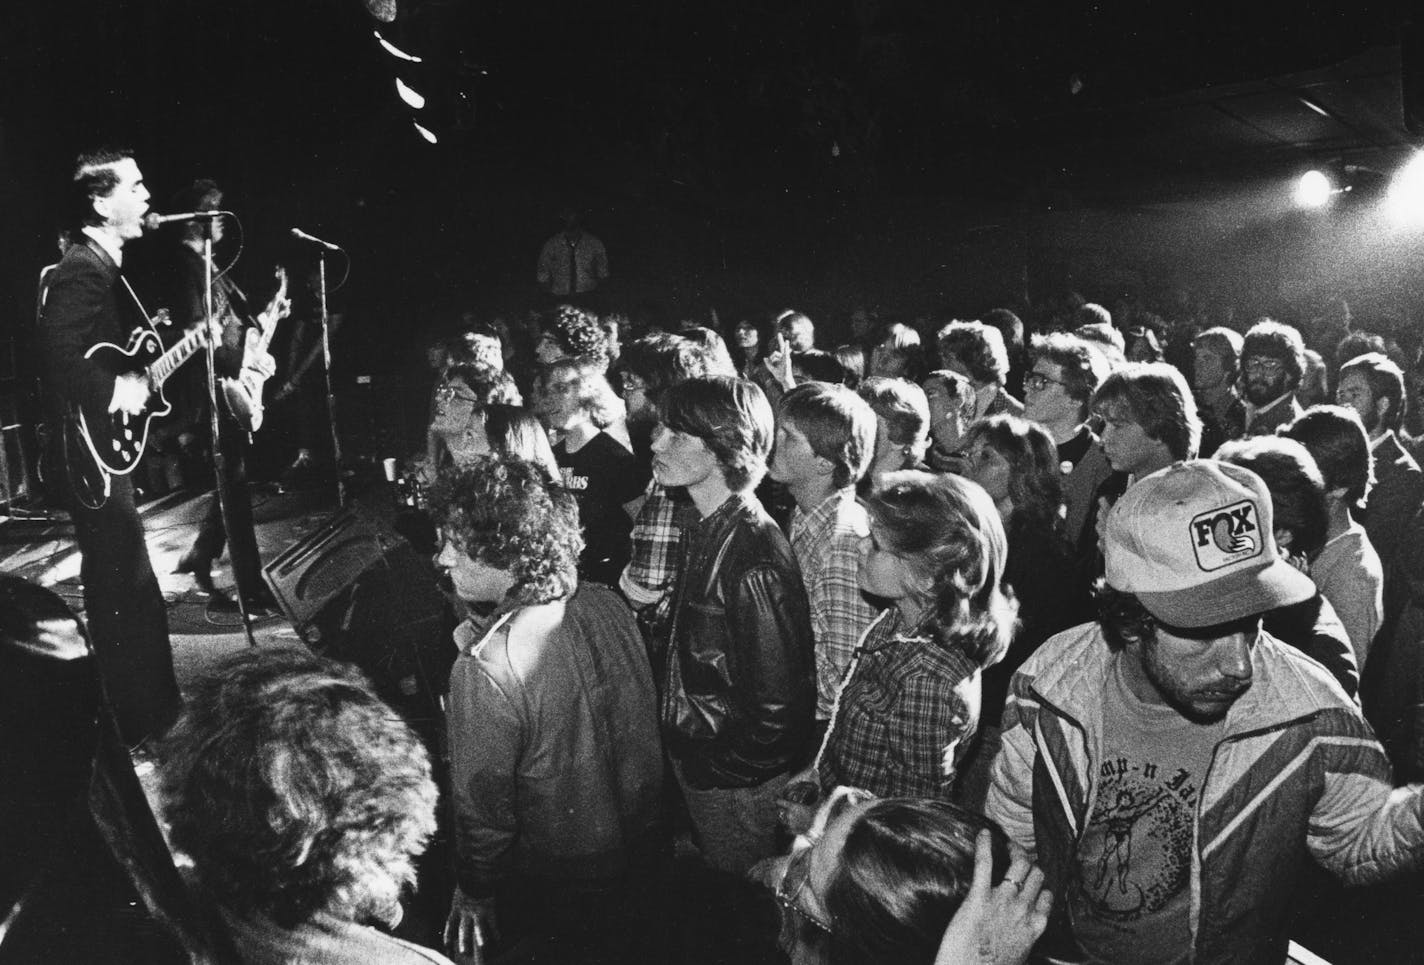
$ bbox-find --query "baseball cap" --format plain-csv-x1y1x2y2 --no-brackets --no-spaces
1104,460,1315,627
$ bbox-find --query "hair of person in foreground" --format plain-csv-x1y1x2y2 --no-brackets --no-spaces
157,645,438,931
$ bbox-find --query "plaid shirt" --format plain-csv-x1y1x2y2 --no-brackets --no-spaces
790,490,879,719
816,608,980,799
620,481,699,607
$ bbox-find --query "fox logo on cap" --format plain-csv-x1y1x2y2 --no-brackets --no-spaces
1189,499,1261,572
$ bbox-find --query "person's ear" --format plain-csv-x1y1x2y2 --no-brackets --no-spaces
1275,527,1294,552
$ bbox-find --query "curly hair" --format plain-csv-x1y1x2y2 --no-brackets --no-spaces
864,471,1018,668
1283,404,1374,509
544,304,612,367
936,320,1009,387
659,376,774,491
427,456,583,606
1094,581,1158,653
1092,362,1202,460
1242,318,1307,390
959,415,1064,539
537,357,624,429
158,645,437,930
823,799,1009,965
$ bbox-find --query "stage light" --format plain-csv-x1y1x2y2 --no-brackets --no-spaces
1386,152,1424,227
412,121,438,144
395,77,426,110
1294,169,1333,208
374,29,423,63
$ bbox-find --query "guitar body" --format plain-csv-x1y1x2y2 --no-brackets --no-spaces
220,267,289,433
221,330,266,432
77,326,172,476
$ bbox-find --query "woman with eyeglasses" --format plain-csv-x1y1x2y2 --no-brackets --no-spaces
784,472,1016,831
426,362,523,471
763,787,1050,965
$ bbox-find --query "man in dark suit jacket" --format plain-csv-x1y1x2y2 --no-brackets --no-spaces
35,148,180,748
1338,352,1424,619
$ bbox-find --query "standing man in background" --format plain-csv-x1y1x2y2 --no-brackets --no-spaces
536,206,609,300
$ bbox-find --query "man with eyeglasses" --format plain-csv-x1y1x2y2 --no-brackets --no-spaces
1022,333,1117,559
987,460,1424,964
1241,319,1307,436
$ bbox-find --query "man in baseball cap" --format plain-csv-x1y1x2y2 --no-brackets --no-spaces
985,460,1424,964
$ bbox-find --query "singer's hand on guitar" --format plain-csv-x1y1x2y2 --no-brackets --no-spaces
108,372,152,415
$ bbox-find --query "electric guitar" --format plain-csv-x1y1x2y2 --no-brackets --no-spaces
75,307,207,477
220,266,291,432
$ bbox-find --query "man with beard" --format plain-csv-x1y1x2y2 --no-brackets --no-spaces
1190,327,1247,456
987,460,1424,965
1335,351,1424,615
1241,320,1306,436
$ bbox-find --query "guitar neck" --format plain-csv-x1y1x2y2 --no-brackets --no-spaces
147,324,208,388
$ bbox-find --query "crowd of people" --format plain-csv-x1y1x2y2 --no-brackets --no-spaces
138,288,1424,965
33,150,1424,965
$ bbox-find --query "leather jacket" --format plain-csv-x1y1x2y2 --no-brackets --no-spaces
661,492,815,789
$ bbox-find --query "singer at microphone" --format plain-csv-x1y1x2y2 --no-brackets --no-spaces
143,209,232,231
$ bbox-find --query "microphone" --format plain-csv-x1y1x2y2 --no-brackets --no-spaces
143,210,232,231
290,227,343,252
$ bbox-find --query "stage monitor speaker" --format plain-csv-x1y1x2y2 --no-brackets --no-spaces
262,501,456,735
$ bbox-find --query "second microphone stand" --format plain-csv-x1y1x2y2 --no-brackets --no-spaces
201,226,257,648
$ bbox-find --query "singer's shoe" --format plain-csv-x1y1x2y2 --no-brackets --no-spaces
174,551,219,596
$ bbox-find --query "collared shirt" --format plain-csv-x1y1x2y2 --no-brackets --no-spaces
789,489,879,719
1243,391,1297,435
620,481,698,606
81,225,123,268
536,231,609,295
817,608,981,799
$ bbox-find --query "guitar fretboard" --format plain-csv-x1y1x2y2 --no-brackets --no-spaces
148,324,208,387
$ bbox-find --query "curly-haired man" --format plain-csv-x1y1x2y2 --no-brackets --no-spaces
158,644,451,963
430,456,664,963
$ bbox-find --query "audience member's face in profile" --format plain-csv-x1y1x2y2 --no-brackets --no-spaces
1336,370,1381,434
1242,355,1289,406
857,522,916,602
1098,405,1161,476
435,536,514,605
1192,347,1229,392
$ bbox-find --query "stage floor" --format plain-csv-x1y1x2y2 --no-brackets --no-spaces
0,485,340,690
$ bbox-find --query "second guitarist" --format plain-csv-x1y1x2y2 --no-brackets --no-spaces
168,178,288,615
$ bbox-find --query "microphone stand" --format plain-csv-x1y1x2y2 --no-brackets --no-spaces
316,252,346,507
202,226,257,648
